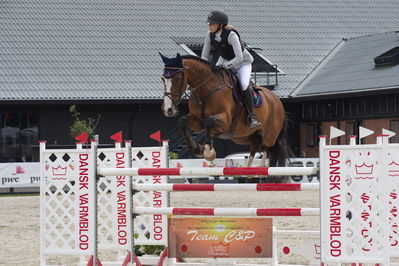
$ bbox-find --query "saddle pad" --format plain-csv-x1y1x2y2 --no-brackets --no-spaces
252,88,263,107
231,84,263,108
228,70,263,107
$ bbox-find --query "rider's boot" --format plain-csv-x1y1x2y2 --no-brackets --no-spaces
243,88,261,128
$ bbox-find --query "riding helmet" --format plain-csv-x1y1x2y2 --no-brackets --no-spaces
207,10,228,25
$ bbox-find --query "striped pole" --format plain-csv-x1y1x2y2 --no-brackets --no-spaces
133,183,320,192
134,207,320,216
98,166,317,177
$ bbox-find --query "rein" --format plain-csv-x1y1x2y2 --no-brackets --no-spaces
186,68,233,120
187,68,231,104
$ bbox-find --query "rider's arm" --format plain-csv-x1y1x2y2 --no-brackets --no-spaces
223,31,243,69
201,33,211,61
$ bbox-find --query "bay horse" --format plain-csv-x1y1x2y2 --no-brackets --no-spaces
160,53,289,168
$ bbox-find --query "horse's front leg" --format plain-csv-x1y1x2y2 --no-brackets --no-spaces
178,115,204,157
202,114,229,161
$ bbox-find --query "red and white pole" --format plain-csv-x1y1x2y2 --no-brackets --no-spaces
134,207,320,216
98,166,317,177
133,183,319,192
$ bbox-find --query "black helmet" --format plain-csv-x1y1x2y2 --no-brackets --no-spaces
207,10,228,24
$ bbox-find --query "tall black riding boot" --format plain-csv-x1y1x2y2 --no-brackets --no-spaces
243,88,261,128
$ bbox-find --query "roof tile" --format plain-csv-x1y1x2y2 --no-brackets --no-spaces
0,0,398,100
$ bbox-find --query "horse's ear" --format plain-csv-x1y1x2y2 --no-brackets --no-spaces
176,53,183,67
159,52,169,64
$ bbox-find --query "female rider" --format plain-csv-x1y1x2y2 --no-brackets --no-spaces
201,10,261,128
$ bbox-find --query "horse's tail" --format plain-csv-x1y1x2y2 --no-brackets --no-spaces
268,114,293,167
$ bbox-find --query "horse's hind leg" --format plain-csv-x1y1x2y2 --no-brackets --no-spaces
248,130,268,181
178,115,203,157
246,151,255,167
261,151,268,167
203,117,217,161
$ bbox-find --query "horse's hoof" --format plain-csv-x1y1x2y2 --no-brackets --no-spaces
204,145,216,161
204,153,216,161
193,144,204,158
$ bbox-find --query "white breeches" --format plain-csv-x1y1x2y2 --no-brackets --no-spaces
216,57,252,90
236,64,252,90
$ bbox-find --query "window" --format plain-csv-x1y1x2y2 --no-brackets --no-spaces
0,112,39,162
374,46,399,68
390,120,399,143
306,123,317,147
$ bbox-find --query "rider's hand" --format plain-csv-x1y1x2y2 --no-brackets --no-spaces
211,64,225,72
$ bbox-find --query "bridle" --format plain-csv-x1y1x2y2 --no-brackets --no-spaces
161,66,188,108
161,64,226,109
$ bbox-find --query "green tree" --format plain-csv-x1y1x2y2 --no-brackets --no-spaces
168,152,179,159
69,105,101,138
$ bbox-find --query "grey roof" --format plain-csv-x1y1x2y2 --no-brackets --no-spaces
0,0,399,100
291,31,399,97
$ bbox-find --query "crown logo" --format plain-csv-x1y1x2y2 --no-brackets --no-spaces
355,163,374,175
52,165,67,176
212,242,229,255
388,161,399,176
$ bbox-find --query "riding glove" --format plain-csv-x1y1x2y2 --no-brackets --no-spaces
211,64,225,72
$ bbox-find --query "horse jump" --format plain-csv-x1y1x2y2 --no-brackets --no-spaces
40,141,320,265
40,130,398,265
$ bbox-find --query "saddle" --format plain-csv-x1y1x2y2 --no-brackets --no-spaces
226,69,263,107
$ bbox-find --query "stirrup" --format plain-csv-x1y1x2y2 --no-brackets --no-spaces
248,114,261,128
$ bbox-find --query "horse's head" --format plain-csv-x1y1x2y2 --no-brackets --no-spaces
159,52,187,117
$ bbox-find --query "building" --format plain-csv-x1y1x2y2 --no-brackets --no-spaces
290,31,399,157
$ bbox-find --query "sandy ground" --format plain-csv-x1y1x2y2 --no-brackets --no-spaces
0,191,319,265
0,195,41,266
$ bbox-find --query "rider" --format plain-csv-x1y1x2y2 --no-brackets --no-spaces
201,10,261,129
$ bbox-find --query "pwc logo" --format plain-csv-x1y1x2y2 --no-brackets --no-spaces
12,165,25,175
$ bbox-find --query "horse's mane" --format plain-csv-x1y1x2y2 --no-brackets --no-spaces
182,55,212,67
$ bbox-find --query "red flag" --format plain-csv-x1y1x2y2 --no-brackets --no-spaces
149,130,161,142
110,131,123,142
86,255,103,266
75,132,88,143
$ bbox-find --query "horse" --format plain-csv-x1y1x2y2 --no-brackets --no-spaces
159,53,289,168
